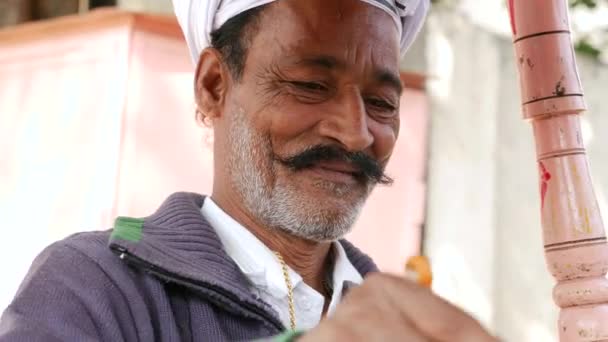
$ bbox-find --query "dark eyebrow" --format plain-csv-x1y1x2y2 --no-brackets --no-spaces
294,55,342,69
292,54,403,94
375,69,403,95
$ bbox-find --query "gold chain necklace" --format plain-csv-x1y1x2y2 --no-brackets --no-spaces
273,249,335,331
274,252,297,330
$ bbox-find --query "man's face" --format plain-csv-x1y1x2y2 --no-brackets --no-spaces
213,0,402,241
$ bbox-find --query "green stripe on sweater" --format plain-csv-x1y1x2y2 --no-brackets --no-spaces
271,330,304,342
111,217,144,242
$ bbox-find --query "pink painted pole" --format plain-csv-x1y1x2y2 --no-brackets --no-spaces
508,1,608,340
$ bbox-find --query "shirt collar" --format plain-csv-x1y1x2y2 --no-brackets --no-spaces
201,197,301,296
201,197,363,299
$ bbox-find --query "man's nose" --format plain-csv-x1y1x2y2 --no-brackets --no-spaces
317,87,374,152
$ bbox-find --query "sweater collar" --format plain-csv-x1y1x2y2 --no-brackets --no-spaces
108,192,378,311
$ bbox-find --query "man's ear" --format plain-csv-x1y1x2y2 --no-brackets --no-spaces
195,48,230,122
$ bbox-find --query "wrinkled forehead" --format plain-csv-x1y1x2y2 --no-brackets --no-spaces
254,0,401,69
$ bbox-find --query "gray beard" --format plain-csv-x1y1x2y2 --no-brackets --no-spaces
226,107,371,242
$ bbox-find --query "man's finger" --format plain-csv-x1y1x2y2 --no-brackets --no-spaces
358,273,495,342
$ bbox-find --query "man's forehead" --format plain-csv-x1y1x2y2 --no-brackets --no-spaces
269,0,400,35
276,0,395,17
257,1,401,62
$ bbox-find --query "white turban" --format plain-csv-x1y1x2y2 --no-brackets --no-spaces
172,0,430,64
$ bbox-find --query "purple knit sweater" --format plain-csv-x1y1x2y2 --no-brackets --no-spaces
0,192,377,341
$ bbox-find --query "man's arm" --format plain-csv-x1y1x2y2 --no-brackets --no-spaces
0,241,133,341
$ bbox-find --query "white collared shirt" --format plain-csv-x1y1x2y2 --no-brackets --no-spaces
201,198,363,331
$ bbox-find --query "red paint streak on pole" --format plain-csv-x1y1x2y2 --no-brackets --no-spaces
508,0,517,35
539,161,552,209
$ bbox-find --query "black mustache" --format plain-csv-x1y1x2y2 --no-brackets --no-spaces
274,145,393,186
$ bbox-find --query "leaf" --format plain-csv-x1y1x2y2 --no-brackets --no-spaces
575,38,602,59
570,0,598,8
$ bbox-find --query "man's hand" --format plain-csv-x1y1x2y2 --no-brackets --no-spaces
300,273,498,342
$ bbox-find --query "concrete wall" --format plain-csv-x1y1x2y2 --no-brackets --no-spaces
423,10,500,331
423,8,608,342
116,0,172,13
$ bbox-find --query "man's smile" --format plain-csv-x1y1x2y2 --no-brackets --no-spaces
298,161,361,185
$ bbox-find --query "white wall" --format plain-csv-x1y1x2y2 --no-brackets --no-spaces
423,10,499,331
423,8,608,342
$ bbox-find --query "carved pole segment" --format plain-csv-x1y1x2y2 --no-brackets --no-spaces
508,1,608,340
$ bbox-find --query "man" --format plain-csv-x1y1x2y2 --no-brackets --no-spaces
0,0,497,341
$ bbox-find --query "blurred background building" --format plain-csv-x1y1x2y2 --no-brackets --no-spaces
1,0,608,341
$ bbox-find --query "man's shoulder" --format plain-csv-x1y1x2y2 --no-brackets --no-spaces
53,229,115,263
2,230,154,341
28,230,127,285
12,229,149,311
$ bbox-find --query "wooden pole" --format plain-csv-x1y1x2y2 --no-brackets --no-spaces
508,1,608,340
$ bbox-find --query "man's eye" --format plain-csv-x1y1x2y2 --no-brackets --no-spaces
366,98,397,112
290,81,328,92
